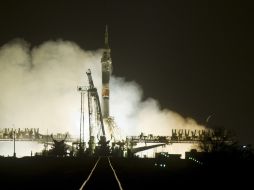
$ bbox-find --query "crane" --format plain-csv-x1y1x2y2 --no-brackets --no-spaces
86,69,109,155
86,69,105,136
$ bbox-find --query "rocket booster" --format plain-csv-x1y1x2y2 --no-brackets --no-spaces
101,25,112,118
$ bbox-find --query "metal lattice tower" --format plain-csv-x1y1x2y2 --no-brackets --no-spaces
77,86,87,151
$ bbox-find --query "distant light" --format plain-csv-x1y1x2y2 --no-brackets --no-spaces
188,156,203,165
160,164,162,167
163,164,166,167
155,163,157,166
243,145,247,148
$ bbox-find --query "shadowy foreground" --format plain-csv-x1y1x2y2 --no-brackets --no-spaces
0,156,253,189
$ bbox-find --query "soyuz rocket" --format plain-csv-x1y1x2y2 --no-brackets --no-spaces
101,25,112,118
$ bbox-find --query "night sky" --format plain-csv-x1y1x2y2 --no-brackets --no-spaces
0,0,253,144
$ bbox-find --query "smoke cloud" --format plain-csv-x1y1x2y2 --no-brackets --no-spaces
0,39,204,141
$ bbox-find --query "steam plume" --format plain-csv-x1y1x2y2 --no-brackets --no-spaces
0,39,204,141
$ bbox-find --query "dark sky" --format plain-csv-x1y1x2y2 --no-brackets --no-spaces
0,0,253,144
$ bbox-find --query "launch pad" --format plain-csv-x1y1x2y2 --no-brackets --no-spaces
0,27,219,158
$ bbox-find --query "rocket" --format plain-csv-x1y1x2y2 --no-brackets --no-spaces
101,25,112,118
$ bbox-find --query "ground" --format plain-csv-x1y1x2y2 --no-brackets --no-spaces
0,156,252,189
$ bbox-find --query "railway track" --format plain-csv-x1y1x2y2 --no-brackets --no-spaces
79,156,123,190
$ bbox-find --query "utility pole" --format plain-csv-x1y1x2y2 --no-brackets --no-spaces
46,129,48,151
13,129,16,158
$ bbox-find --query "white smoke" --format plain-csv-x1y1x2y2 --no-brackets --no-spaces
0,39,204,142
110,77,204,136
0,39,101,138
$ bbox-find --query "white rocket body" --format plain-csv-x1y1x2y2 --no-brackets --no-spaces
101,26,112,118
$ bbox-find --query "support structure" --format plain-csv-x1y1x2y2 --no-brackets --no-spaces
77,68,110,156
86,69,105,137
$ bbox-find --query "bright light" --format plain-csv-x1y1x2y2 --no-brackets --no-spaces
0,39,206,158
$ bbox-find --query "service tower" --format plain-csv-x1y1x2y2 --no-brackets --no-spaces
101,25,112,118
